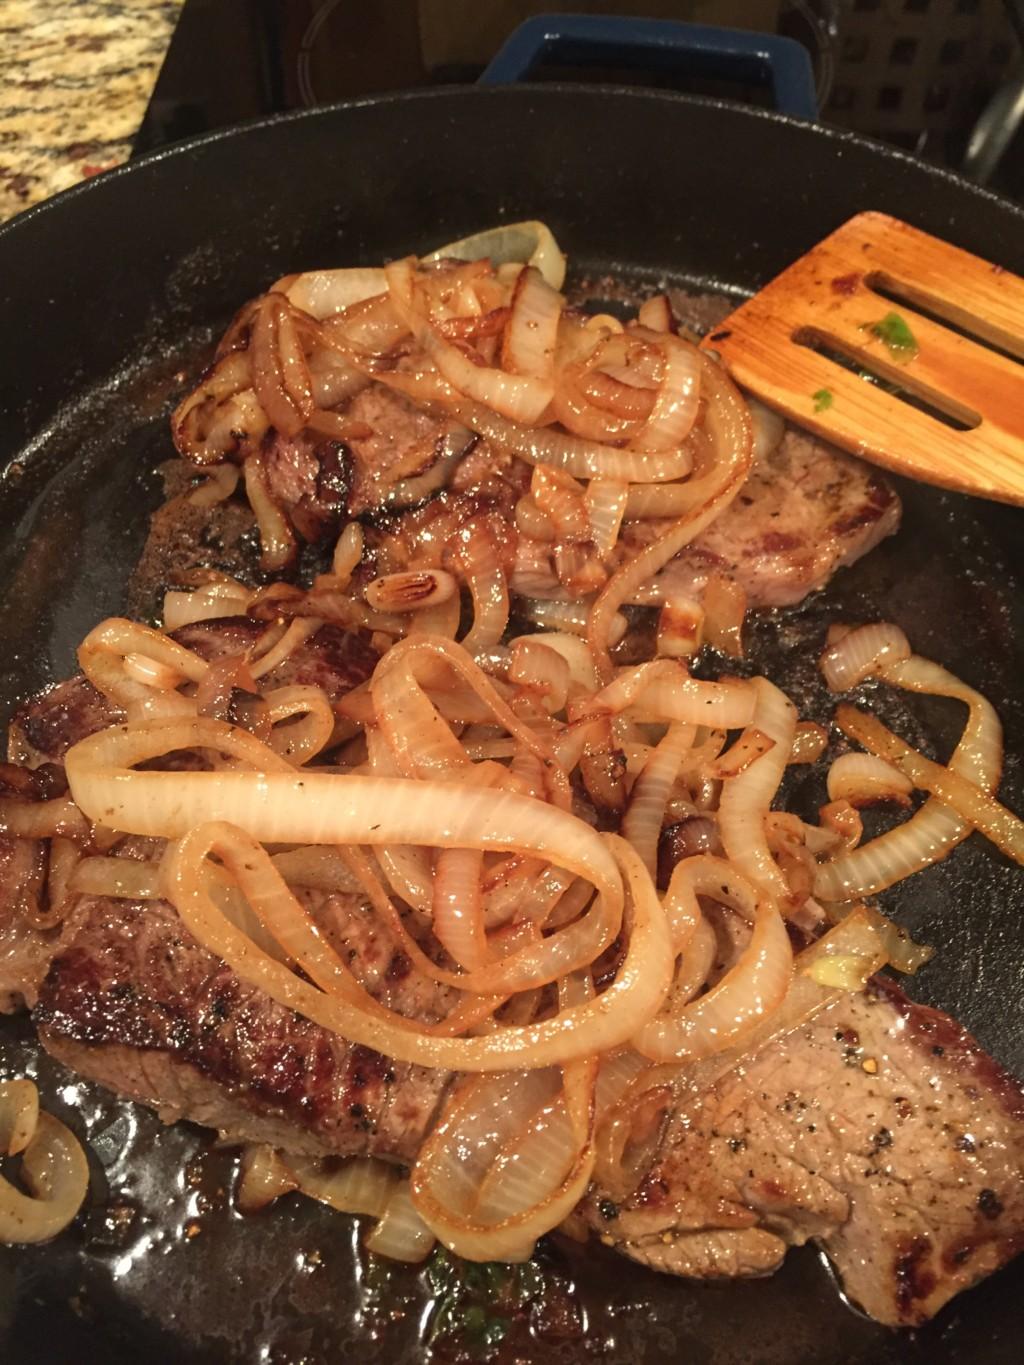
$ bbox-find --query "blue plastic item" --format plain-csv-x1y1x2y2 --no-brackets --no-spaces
478,13,818,122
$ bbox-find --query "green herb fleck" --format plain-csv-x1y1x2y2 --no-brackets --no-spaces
867,311,918,361
511,1260,545,1307
423,1252,549,1357
812,388,833,413
426,1246,459,1296
463,1305,509,1351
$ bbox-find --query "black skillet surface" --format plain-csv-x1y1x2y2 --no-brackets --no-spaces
0,87,1022,1363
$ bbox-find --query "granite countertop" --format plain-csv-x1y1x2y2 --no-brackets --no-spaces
0,0,181,223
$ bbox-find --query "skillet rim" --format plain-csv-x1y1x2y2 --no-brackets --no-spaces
0,76,1022,1365
1,82,1023,259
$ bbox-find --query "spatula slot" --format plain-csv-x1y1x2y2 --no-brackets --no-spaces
864,272,1024,364
792,328,981,432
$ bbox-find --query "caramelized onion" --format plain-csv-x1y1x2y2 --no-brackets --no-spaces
425,220,567,290
826,752,913,807
250,294,313,438
815,654,1003,900
701,573,746,658
0,1082,89,1245
633,856,792,1061
585,480,629,559
441,388,696,484
275,268,387,319
364,1180,436,1261
587,352,753,676
244,452,296,572
501,265,562,379
637,294,674,333
820,622,911,692
365,569,456,613
717,680,796,908
236,1145,297,1213
622,724,695,881
656,598,704,660
835,705,1024,865
629,332,701,451
63,720,676,1065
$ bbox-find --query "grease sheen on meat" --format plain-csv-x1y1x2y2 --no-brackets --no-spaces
35,890,454,1164
587,980,1024,1326
625,427,902,609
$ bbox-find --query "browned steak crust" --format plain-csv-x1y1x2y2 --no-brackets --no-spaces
588,980,1024,1325
13,618,377,763
624,428,901,609
35,893,453,1164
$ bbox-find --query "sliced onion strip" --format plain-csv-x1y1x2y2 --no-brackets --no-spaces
621,723,695,881
501,266,562,379
827,752,913,807
815,654,1003,900
835,704,1024,864
0,1082,89,1245
633,856,792,1061
717,679,797,908
424,220,567,290
587,353,752,675
820,622,911,693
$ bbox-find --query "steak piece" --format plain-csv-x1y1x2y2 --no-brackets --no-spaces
171,616,378,700
0,834,54,1012
35,889,454,1164
12,617,377,763
127,460,258,622
344,384,453,515
589,979,1024,1326
262,430,348,542
12,675,120,764
624,428,901,609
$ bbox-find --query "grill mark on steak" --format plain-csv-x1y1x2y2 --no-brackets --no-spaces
587,980,1024,1325
35,890,454,1163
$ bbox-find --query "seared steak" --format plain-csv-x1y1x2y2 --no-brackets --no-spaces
172,616,378,699
262,430,348,542
12,617,377,763
0,834,54,1012
588,978,1024,1326
345,384,452,515
13,675,120,764
624,428,901,609
35,890,454,1164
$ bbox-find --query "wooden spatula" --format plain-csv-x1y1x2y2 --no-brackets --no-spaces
701,211,1024,506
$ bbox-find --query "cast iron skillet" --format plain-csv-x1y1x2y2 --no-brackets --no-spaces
0,84,1022,1364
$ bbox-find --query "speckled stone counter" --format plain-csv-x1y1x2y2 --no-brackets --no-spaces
0,0,181,222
